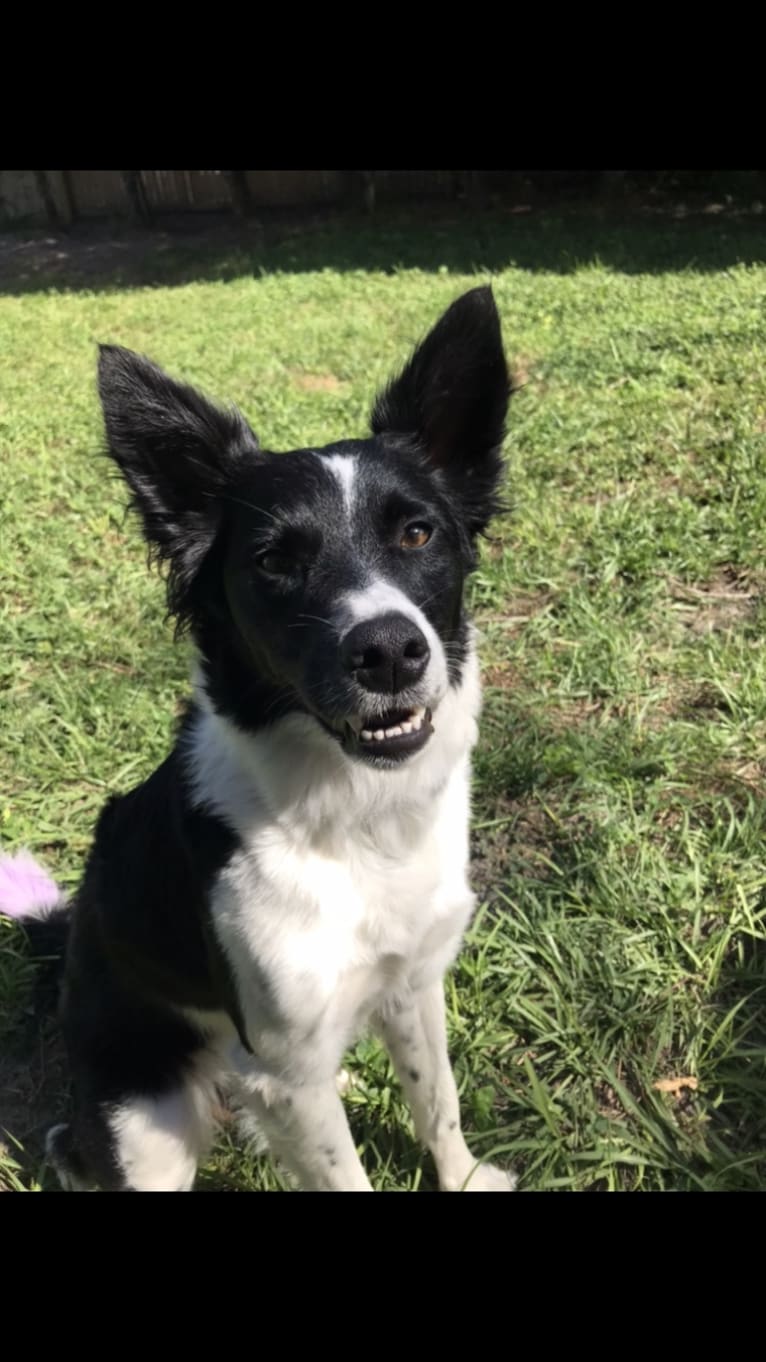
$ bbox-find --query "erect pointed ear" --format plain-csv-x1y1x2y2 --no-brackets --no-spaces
98,344,259,620
371,287,511,533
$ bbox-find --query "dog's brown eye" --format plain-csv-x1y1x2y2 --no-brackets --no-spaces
258,551,295,577
400,523,432,550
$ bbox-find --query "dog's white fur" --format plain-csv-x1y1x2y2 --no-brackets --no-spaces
113,631,512,1191
38,565,514,1192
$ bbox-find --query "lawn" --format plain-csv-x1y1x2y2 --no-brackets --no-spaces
1,205,765,1191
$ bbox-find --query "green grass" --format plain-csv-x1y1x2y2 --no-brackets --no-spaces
2,207,766,1190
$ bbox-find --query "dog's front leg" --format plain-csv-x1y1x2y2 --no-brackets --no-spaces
246,1079,373,1191
376,981,515,1191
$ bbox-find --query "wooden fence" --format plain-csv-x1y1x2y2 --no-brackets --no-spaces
1,172,761,229
0,170,488,228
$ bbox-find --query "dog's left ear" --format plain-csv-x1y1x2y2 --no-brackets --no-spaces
371,287,511,534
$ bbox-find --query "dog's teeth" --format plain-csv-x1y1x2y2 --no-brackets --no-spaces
360,714,429,744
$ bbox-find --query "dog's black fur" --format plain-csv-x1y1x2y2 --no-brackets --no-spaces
15,287,512,1190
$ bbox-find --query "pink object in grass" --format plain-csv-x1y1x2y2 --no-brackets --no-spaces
0,850,62,919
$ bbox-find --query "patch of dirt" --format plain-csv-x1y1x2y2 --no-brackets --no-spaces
483,663,511,689
481,659,531,693
476,782,609,907
639,676,740,729
545,697,603,732
595,1081,626,1121
481,538,507,562
470,841,506,907
0,218,266,292
652,803,685,833
581,470,701,507
93,660,139,678
0,1016,69,1185
509,354,539,391
651,755,766,833
593,1059,648,1127
704,759,766,799
289,371,346,393
633,669,754,731
0,230,142,289
667,565,761,635
682,681,737,717
655,471,700,498
479,588,555,638
471,793,584,903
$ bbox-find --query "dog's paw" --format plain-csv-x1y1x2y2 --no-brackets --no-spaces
45,1123,94,1192
460,1162,517,1192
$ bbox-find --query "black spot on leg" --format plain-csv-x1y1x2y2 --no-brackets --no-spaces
408,1068,420,1083
449,1121,457,1131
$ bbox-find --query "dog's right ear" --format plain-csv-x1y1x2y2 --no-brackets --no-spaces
371,287,510,537
98,345,259,620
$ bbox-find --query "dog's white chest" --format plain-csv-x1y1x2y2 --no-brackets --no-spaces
189,659,481,1081
215,766,472,1041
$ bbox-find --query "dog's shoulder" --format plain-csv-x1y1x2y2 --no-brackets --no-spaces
71,725,243,1010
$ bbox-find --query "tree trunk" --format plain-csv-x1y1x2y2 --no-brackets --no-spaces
462,171,486,207
222,170,253,218
121,171,152,226
344,171,376,214
60,170,77,226
34,170,60,229
601,171,627,197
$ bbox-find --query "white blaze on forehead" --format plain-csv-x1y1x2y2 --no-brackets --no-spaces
322,453,357,517
340,579,449,702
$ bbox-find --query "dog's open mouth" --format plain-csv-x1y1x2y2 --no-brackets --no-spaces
344,705,433,762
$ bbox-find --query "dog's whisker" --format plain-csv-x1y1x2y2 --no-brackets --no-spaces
260,686,298,721
296,613,335,628
208,492,282,525
416,587,450,611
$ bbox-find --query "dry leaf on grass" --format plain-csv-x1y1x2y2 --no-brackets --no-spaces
652,1076,699,1095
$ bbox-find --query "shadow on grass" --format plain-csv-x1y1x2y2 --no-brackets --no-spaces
704,933,766,1186
3,698,764,1192
0,979,436,1193
0,1007,68,1191
2,201,766,296
468,695,766,1190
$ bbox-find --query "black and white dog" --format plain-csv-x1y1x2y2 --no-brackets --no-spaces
2,287,516,1191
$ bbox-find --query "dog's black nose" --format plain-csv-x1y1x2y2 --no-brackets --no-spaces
342,613,430,694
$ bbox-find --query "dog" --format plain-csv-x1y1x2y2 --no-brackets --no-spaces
1,286,516,1191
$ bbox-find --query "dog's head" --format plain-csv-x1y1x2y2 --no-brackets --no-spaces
98,287,511,767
